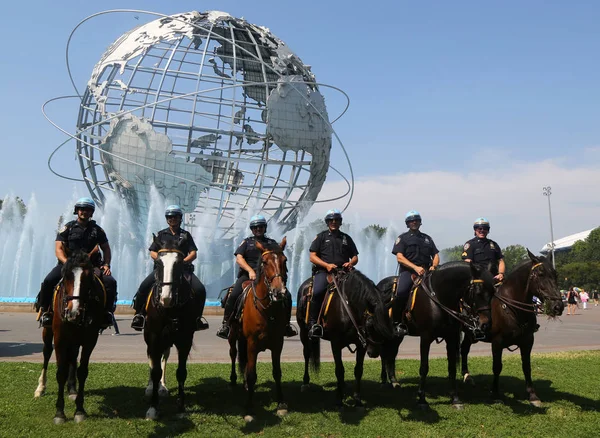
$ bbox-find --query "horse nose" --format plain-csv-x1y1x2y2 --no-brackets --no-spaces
554,302,564,315
480,322,490,333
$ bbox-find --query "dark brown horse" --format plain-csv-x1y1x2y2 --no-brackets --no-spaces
378,262,495,408
228,237,289,423
143,234,198,420
297,268,395,409
460,250,564,406
38,251,105,424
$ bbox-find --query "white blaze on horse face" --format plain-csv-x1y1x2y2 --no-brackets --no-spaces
160,252,178,307
69,267,83,319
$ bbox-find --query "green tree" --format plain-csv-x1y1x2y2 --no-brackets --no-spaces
502,244,528,273
557,261,600,291
363,224,387,239
440,245,463,263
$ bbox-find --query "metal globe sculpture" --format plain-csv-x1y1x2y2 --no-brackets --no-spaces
65,10,351,238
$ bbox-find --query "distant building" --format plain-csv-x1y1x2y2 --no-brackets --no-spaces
540,228,597,254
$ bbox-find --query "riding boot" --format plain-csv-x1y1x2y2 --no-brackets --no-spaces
216,299,234,339
131,291,147,331
394,296,409,337
307,297,323,339
41,308,53,328
284,291,297,337
195,317,209,331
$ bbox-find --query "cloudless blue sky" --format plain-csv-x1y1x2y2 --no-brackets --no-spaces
1,0,599,252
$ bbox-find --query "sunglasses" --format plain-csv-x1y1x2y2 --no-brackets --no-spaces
327,218,342,223
77,208,94,212
250,225,266,230
475,227,489,231
166,215,180,219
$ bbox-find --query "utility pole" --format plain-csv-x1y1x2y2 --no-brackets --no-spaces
542,186,556,269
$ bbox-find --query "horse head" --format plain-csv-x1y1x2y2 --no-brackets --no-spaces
61,251,95,323
254,237,287,302
467,262,495,335
525,249,564,316
153,233,186,308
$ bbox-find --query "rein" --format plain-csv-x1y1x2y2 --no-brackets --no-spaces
250,250,285,321
330,271,368,349
493,262,543,314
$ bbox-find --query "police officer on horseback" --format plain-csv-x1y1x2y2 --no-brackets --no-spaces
392,210,439,336
131,205,209,331
462,217,505,282
36,197,117,329
307,209,359,339
216,214,297,339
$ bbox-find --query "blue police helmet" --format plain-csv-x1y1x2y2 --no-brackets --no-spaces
473,217,490,230
324,208,343,222
405,210,421,224
73,197,95,214
249,214,267,229
165,205,183,217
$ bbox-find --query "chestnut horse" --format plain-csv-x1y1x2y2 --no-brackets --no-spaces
378,262,495,408
228,237,289,423
296,268,395,409
37,251,105,424
460,250,564,406
143,233,199,420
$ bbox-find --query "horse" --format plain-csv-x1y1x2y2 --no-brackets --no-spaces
36,251,105,424
228,237,289,423
460,250,564,406
378,261,495,408
297,268,395,409
143,233,201,420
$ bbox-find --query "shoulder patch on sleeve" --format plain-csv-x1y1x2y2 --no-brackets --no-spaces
395,237,400,245
463,243,470,250
59,225,67,234
462,252,467,257
313,235,318,241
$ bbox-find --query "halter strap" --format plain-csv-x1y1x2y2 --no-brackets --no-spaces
157,248,185,256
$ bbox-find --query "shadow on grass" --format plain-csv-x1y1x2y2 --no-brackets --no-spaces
0,341,43,357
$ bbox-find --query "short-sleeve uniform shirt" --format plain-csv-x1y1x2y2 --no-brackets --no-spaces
149,228,198,254
56,220,108,265
309,230,359,272
234,235,278,276
461,237,503,275
392,230,439,273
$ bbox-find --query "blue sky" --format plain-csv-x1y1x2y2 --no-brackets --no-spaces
1,0,599,253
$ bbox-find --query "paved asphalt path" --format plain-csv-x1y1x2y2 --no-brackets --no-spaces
1,308,598,363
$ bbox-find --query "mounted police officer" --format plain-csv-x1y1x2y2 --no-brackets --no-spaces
131,205,209,331
36,197,117,329
392,210,439,335
216,214,297,339
307,209,359,339
462,217,505,283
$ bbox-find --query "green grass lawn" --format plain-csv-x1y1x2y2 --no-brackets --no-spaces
1,351,598,437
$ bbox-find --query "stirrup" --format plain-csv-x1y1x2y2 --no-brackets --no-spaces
216,323,230,340
131,314,145,331
41,312,53,328
308,323,323,339
195,317,209,331
285,323,298,337
394,323,409,337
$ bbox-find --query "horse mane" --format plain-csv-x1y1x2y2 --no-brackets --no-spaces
437,261,469,271
62,251,92,276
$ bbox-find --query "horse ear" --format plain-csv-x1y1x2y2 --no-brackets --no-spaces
527,248,539,262
255,239,265,252
280,236,287,251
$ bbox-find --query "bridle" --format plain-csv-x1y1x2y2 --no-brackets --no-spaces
251,250,286,314
155,248,185,288
494,262,551,314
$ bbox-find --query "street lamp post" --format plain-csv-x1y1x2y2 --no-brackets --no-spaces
542,186,556,268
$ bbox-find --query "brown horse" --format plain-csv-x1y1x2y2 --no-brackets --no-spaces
297,268,395,409
460,250,564,406
143,234,199,420
378,262,495,408
228,237,289,423
40,251,105,424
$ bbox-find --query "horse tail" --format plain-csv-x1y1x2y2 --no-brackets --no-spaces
309,337,320,372
373,295,395,340
237,338,248,376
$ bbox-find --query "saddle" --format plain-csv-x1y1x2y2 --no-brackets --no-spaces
302,273,344,328
231,281,253,323
388,275,421,324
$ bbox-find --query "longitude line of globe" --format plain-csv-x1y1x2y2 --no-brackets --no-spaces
52,9,354,231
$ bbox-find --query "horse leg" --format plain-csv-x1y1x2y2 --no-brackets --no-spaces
35,327,53,398
54,344,68,424
353,345,366,408
271,342,287,417
382,339,401,388
490,342,504,402
159,348,170,397
175,338,192,414
229,333,238,386
460,334,475,386
331,342,345,409
446,332,463,409
243,340,258,423
519,337,541,407
300,328,311,392
417,337,432,408
146,347,163,420
74,336,98,423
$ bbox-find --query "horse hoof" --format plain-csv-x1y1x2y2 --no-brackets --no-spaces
74,413,86,423
530,399,542,408
53,416,66,425
176,412,187,419
144,388,153,398
34,389,45,398
158,387,169,397
463,374,475,386
68,393,77,401
145,407,159,420
244,415,254,423
301,384,310,393
418,402,429,411
391,382,401,389
276,408,288,417
452,403,464,410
